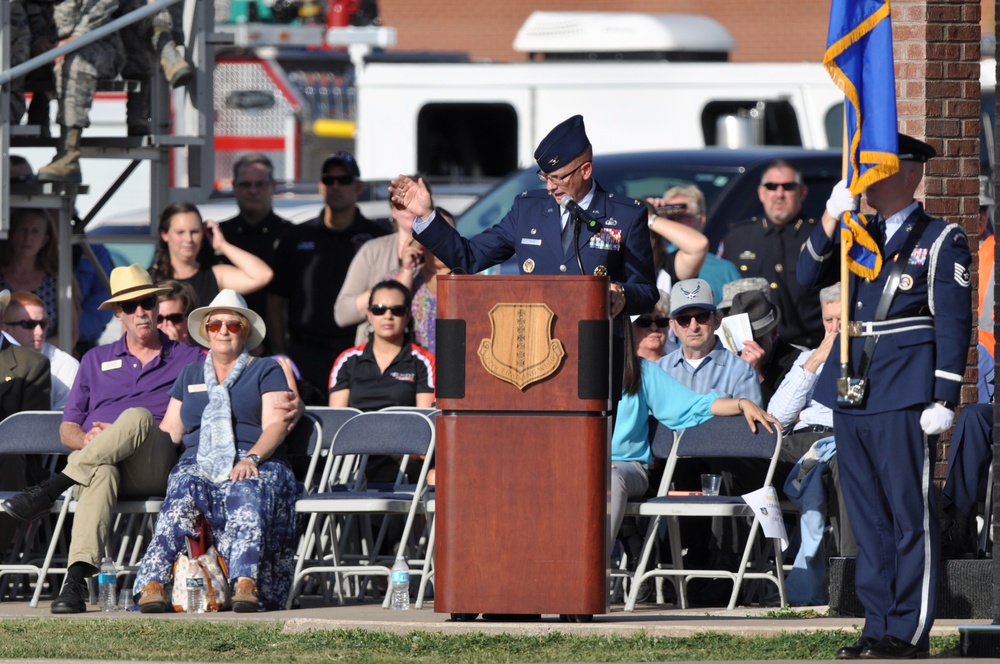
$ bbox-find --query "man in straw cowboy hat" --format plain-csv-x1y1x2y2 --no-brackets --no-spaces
1,265,302,613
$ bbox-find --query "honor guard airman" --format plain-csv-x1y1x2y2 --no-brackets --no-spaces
797,134,972,660
722,160,839,348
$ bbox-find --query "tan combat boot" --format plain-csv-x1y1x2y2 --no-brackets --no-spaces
159,40,193,89
37,126,82,184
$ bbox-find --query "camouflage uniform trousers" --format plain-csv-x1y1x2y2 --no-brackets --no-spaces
53,0,125,128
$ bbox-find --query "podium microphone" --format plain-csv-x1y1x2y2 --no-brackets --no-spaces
560,196,601,234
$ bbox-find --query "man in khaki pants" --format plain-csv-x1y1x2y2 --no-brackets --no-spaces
2,266,301,613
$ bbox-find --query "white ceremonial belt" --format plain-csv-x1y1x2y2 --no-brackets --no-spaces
848,316,933,337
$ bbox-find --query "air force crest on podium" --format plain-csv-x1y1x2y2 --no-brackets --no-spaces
478,303,565,390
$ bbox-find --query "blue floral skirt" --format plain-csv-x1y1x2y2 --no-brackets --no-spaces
134,456,298,610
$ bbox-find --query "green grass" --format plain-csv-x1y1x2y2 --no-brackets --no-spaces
0,620,961,662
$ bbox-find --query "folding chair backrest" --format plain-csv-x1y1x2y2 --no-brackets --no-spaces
331,411,434,457
648,416,675,460
305,406,363,453
379,406,440,423
0,411,67,456
675,416,778,460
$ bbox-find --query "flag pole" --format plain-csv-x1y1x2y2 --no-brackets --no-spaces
840,113,850,373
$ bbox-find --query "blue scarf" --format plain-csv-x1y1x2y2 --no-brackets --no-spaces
196,350,251,482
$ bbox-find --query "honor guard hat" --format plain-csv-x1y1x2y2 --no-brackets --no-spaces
897,133,936,162
321,150,361,178
670,279,716,316
534,115,591,173
719,277,771,311
729,290,781,339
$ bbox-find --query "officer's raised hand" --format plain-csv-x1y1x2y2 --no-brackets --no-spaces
389,175,434,219
821,179,858,238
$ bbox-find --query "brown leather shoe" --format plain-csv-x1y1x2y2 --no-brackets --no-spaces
138,580,168,613
232,577,259,613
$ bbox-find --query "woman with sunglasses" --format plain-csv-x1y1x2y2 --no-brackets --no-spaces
609,308,779,553
134,289,298,613
328,280,435,412
149,201,273,312
155,280,199,345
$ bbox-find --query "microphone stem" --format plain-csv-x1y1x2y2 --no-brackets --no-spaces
573,216,585,275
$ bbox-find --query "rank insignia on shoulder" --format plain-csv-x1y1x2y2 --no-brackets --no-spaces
954,263,971,287
739,251,757,260
523,258,535,273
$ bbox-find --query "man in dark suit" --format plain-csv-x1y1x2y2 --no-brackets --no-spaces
390,115,658,401
0,288,52,555
798,134,971,660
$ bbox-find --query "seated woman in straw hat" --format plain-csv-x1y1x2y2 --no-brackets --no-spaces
134,289,298,613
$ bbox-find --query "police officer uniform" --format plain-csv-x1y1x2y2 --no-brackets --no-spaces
797,135,972,658
723,214,836,349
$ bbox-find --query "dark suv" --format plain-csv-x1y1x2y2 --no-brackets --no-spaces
456,147,842,270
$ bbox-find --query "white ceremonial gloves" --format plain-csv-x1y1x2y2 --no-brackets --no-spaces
920,402,955,435
825,179,857,219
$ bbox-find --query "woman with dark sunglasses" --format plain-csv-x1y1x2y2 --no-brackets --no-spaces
328,280,435,413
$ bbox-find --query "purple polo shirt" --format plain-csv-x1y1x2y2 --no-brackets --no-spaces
63,333,206,429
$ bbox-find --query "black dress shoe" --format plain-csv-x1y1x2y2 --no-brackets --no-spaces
836,637,878,659
50,577,88,614
1,485,55,522
860,635,929,659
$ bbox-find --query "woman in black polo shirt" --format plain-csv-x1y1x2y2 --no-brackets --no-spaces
327,279,435,411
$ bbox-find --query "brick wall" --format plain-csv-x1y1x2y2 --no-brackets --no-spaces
892,1,982,479
377,0,992,64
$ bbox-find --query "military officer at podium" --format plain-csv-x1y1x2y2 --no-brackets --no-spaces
797,134,971,660
389,115,658,400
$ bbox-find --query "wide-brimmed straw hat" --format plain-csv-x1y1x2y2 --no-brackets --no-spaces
99,264,172,310
187,289,266,351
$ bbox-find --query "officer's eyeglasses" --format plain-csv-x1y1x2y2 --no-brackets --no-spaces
370,304,408,317
120,296,158,314
206,320,245,334
322,174,356,186
634,316,669,329
536,162,588,185
672,311,714,327
157,314,185,324
762,182,799,191
4,318,50,330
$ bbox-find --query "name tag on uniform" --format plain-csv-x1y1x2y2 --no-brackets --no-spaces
520,238,542,246
101,360,122,371
188,383,208,393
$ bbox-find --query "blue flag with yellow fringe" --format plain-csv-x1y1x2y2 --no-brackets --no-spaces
824,0,898,279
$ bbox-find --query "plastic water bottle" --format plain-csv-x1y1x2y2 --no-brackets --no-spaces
186,566,205,614
389,556,410,610
98,557,117,612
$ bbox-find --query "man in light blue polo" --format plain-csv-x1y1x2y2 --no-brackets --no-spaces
658,278,761,402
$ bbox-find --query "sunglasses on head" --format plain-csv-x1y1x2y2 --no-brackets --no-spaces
762,181,799,191
322,174,356,187
206,320,245,334
120,296,158,315
673,311,714,327
5,318,49,330
635,316,669,329
157,313,185,325
369,304,408,317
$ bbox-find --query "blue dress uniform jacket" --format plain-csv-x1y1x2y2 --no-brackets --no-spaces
797,206,972,413
796,204,972,652
414,184,658,316
723,215,836,349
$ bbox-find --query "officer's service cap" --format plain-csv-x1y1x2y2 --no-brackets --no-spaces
670,279,716,317
897,133,936,163
534,115,591,173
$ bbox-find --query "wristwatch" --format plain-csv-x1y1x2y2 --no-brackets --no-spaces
246,453,261,466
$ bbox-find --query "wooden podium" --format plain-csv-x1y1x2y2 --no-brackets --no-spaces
433,275,610,620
